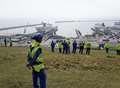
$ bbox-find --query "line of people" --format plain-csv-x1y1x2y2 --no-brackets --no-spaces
26,33,120,88
51,39,92,55
1,37,13,47
103,40,120,55
51,39,120,55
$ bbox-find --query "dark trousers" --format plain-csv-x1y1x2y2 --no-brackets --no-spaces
72,48,77,54
67,47,70,54
5,42,7,47
63,47,66,54
32,69,46,88
99,44,104,49
79,47,84,54
117,50,120,55
86,48,91,55
51,47,54,52
105,48,109,53
63,47,68,54
59,48,62,53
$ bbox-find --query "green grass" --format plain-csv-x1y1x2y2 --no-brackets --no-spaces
0,47,120,88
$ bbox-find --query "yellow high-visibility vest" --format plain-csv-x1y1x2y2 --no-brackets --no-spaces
86,43,91,48
58,42,62,48
29,40,45,72
116,43,120,50
104,42,110,48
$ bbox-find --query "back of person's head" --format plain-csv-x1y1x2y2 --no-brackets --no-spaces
31,33,43,42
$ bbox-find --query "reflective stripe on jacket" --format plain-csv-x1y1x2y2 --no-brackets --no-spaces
28,40,45,72
31,46,45,72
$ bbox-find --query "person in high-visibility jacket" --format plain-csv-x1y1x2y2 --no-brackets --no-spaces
85,42,91,55
66,39,71,54
116,41,120,55
79,41,85,54
27,33,46,88
58,41,62,53
104,40,110,54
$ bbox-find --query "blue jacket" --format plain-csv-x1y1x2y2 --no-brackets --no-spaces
73,41,77,48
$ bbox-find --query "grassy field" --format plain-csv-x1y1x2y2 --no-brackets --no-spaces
0,47,120,88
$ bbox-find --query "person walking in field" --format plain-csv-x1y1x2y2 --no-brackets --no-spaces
79,41,85,54
72,40,77,54
86,42,91,55
66,39,71,54
9,38,12,47
62,40,67,54
51,40,55,52
26,33,47,88
116,40,120,55
104,39,110,54
4,37,7,47
58,40,62,53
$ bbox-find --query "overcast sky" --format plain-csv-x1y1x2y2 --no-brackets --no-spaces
0,0,120,19
0,0,120,37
